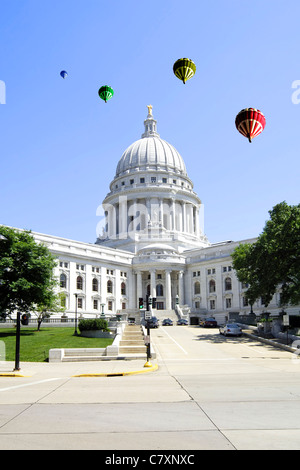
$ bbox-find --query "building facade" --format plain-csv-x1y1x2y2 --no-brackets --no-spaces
28,106,298,323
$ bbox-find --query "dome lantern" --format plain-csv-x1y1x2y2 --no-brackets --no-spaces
141,104,160,138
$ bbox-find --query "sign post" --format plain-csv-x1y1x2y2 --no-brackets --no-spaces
144,297,152,367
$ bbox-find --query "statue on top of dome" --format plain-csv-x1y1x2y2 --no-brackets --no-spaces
147,104,153,117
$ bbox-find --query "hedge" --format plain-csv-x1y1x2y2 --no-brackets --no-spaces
78,318,109,332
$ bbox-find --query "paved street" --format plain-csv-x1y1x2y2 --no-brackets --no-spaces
0,325,300,450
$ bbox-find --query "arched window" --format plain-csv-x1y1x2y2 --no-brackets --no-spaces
209,279,216,293
92,278,98,292
121,282,126,295
76,276,83,290
225,277,232,291
194,281,200,295
60,273,67,289
107,280,113,294
156,284,164,296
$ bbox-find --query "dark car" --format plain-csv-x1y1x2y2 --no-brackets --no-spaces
200,317,218,328
177,318,188,325
162,318,173,326
147,316,159,328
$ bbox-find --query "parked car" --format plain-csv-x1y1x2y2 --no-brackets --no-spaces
147,316,159,328
162,318,173,326
219,323,242,337
177,318,188,325
200,317,218,328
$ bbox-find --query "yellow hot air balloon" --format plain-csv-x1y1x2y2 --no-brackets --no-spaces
173,58,196,84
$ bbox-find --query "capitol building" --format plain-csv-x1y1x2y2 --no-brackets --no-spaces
30,106,292,324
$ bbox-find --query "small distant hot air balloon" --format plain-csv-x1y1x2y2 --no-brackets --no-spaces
98,85,114,103
173,58,196,84
235,108,266,143
60,70,68,79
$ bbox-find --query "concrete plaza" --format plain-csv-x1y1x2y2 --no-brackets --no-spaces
0,326,300,450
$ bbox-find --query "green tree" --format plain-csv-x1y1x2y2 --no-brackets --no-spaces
0,226,58,320
33,291,66,331
232,201,300,308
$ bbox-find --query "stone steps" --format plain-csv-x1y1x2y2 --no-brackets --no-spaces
60,348,107,362
119,325,146,354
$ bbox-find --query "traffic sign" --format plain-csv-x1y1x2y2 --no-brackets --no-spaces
283,314,289,326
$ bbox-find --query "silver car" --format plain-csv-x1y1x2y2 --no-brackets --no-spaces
219,323,242,337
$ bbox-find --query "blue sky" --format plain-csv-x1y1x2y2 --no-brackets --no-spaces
0,0,299,244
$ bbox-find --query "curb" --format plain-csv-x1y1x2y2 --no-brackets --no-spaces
243,331,298,353
72,363,158,377
0,372,31,377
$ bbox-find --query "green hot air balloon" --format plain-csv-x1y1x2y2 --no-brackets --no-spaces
98,85,114,103
173,58,196,84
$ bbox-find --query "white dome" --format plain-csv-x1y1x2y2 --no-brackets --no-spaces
115,106,187,178
116,136,187,177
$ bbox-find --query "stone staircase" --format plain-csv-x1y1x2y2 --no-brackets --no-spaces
119,324,147,356
151,309,179,323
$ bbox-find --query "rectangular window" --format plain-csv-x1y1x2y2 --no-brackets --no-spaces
77,298,83,309
93,299,98,310
162,178,167,183
151,177,156,183
226,298,232,309
140,178,145,183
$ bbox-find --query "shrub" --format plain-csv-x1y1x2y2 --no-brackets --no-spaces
78,318,109,332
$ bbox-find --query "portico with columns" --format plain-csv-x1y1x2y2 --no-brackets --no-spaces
135,267,185,311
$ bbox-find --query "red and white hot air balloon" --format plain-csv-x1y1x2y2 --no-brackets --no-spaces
235,108,266,142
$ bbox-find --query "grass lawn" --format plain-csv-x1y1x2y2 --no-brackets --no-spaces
0,327,114,362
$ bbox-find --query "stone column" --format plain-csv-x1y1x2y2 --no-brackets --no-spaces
165,269,172,310
150,269,156,298
182,202,186,232
119,195,127,238
186,203,193,233
159,198,163,226
136,271,143,308
178,270,184,305
108,205,116,239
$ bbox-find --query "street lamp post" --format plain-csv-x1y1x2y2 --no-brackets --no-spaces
14,312,21,371
74,293,78,336
101,303,106,319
